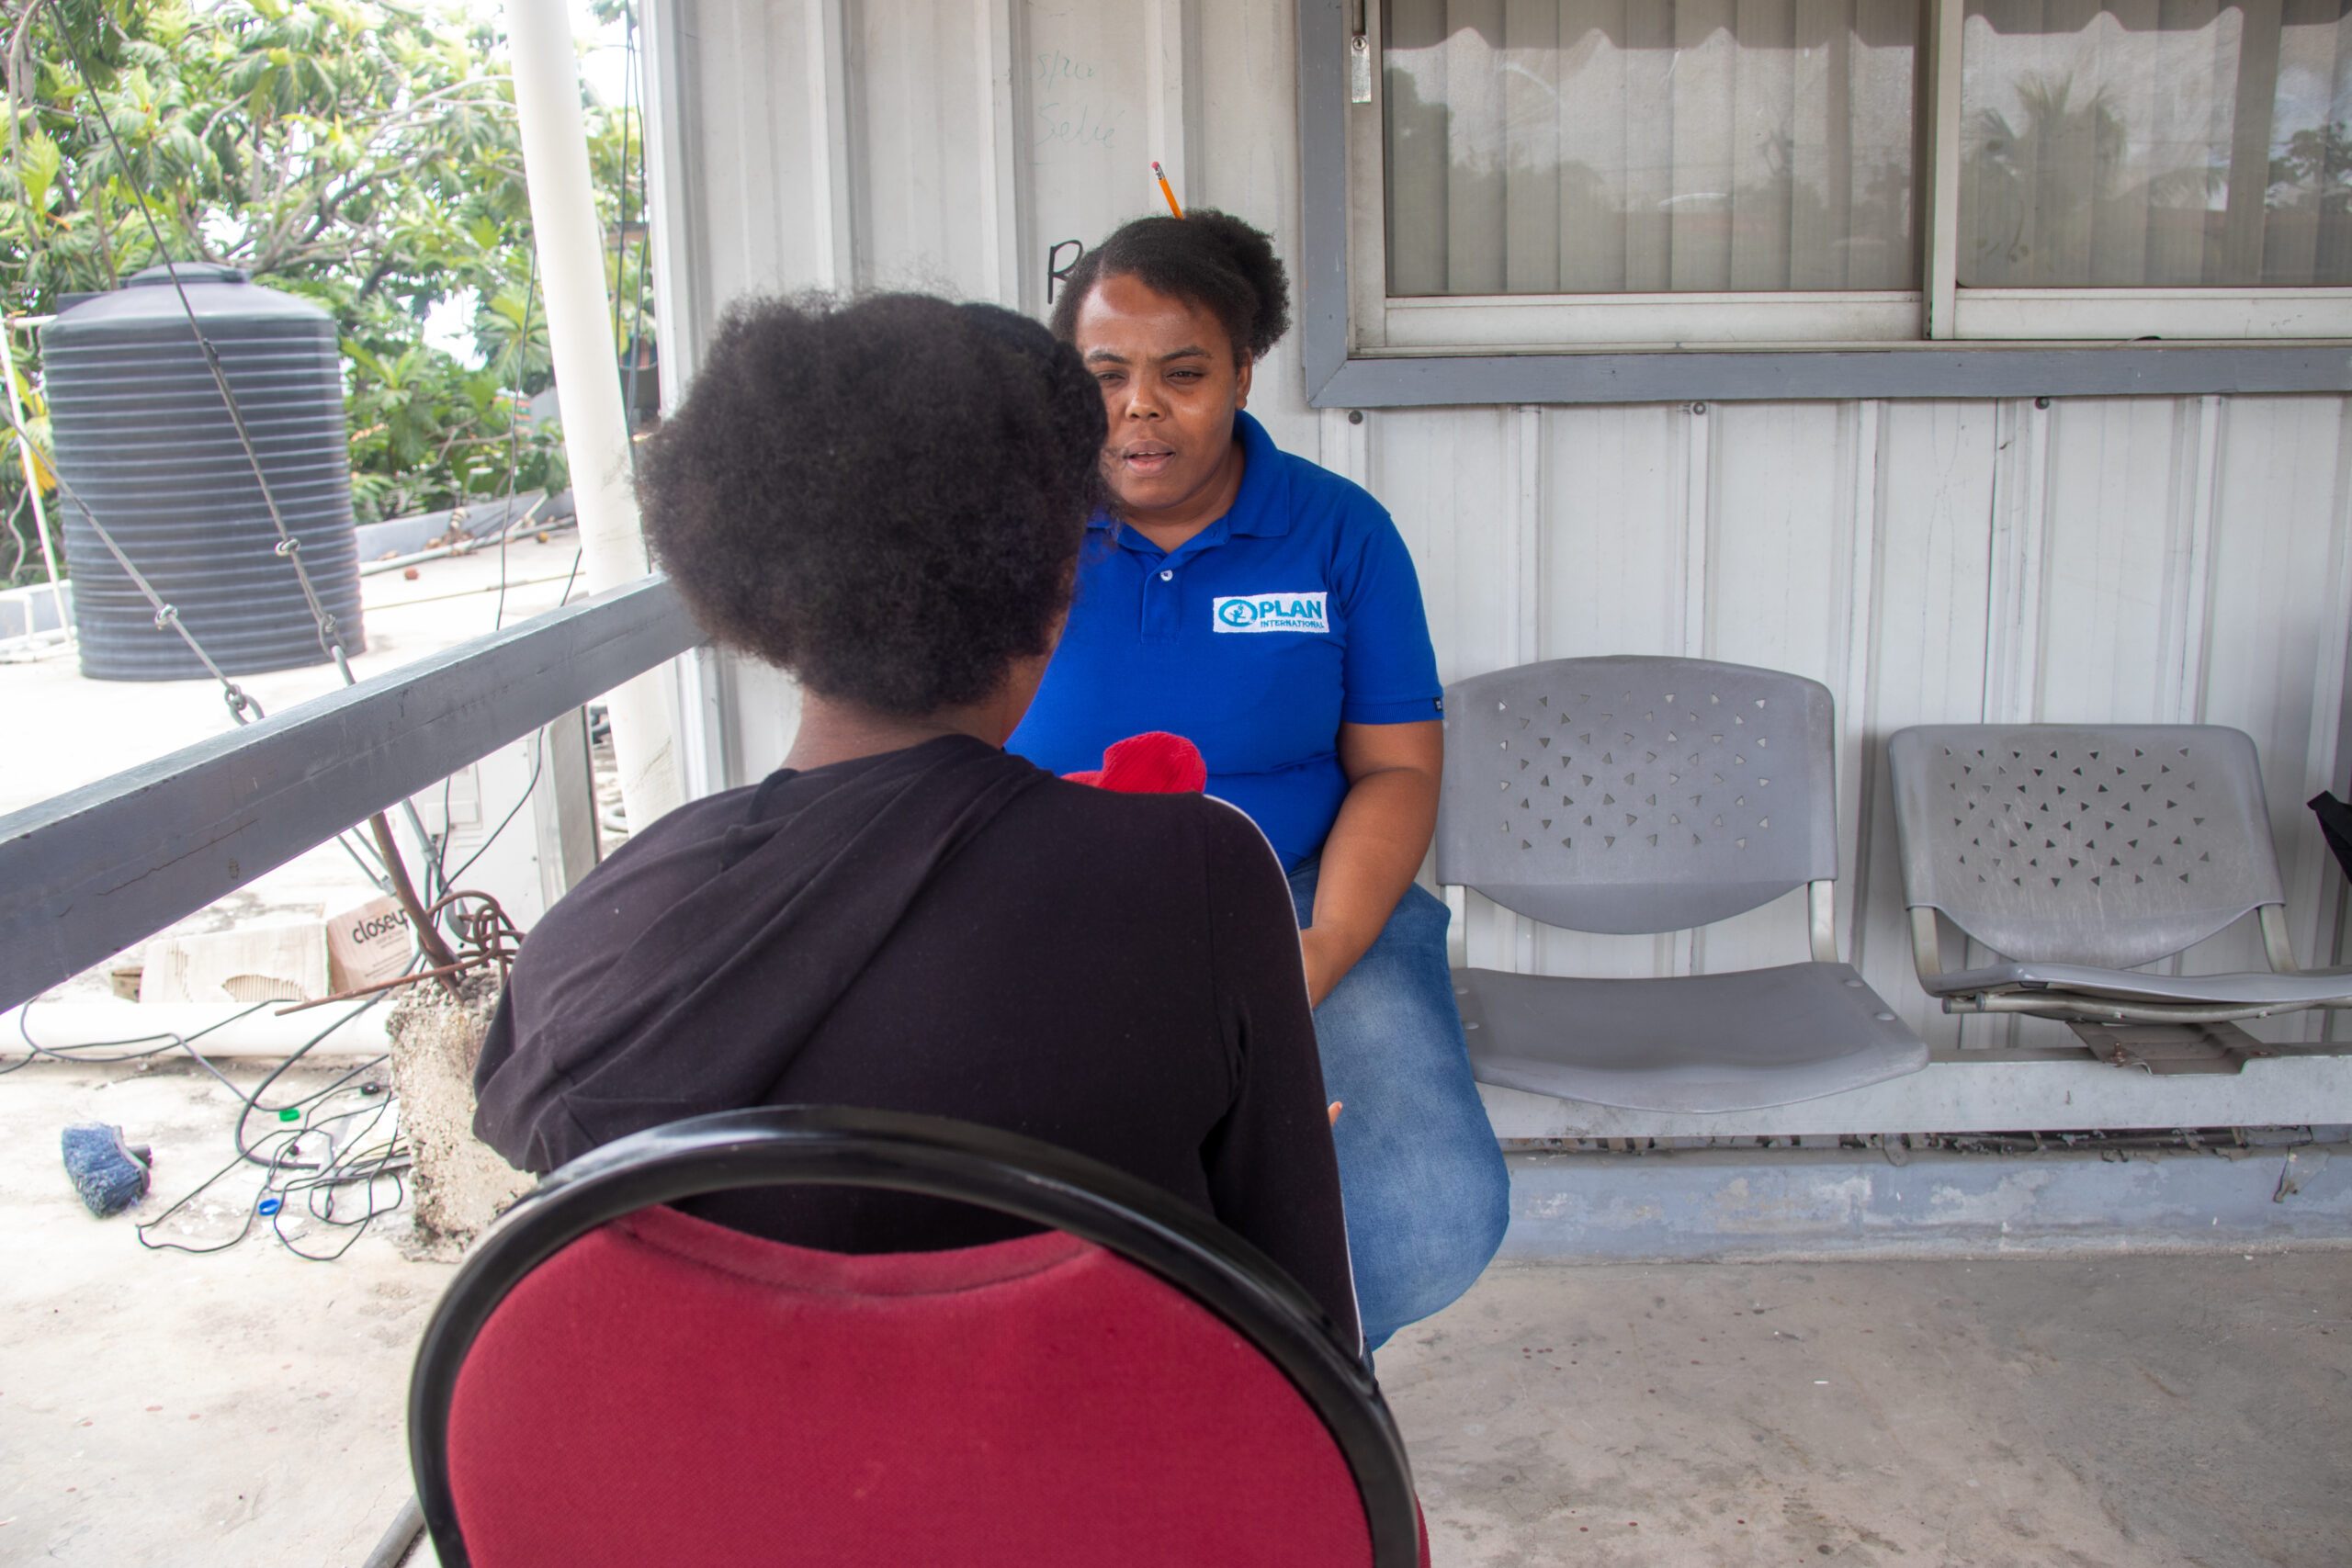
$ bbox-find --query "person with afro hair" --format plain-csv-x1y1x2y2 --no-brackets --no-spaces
471,292,1360,1350
1013,211,1510,1352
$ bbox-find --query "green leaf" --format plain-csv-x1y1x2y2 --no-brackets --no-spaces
17,131,61,215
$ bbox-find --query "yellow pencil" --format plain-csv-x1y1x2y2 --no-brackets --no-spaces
1153,161,1185,219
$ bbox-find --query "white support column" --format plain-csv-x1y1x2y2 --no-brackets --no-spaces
504,0,684,830
1146,0,1200,211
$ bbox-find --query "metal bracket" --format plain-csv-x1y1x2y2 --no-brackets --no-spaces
2259,902,2301,974
2064,1018,2271,1076
1807,880,1839,964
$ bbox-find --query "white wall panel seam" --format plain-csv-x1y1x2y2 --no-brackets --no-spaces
1679,402,1709,976
808,0,857,288
977,0,1029,310
2177,396,2223,728
2155,395,2223,982
1978,397,2048,1047
1984,399,2049,727
1840,400,1883,971
1681,403,1712,664
1513,404,1544,976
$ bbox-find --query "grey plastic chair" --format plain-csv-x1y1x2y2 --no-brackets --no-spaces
1437,656,1927,1113
1886,725,2352,1024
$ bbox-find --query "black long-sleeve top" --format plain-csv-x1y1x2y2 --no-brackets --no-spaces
473,734,1356,1347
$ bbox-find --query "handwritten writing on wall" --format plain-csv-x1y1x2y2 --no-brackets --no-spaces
1033,48,1123,152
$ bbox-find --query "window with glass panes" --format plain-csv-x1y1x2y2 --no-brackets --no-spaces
1357,0,2352,346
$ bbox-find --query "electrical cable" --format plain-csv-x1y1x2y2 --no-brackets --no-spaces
131,990,417,1259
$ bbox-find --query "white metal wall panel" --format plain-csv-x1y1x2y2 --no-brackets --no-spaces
651,0,2352,1123
851,0,996,299
1530,403,1691,982
2198,397,2352,1041
1852,400,1999,1050
1696,401,1867,983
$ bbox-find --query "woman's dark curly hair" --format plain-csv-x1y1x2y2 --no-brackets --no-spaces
1047,209,1291,364
637,293,1106,716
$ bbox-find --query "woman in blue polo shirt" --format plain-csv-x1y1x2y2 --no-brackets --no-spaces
1011,210,1509,1350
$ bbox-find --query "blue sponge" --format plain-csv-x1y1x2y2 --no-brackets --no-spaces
62,1123,152,1217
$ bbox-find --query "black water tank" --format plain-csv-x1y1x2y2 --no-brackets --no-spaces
42,263,365,681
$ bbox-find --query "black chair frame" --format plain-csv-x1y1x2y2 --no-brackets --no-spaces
409,1104,1420,1568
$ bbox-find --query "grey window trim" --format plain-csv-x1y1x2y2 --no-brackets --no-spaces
0,575,703,1013
1295,0,2352,408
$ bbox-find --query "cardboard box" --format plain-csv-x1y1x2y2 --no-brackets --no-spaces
327,896,417,995
141,920,327,1005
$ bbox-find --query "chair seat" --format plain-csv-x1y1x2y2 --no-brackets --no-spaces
1925,960,2352,1009
1454,962,1928,1113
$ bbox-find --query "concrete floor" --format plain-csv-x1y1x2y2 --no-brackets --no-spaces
1,1060,450,1566
5,1060,2347,1567
1382,1256,2352,1568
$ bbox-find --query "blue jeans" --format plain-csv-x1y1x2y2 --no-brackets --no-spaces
1290,863,1510,1351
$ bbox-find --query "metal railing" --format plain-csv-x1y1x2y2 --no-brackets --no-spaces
0,575,702,1013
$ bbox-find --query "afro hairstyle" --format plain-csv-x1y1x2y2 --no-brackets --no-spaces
637,292,1106,716
1048,208,1292,365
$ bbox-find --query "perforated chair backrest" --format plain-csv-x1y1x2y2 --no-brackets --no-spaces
1438,656,1838,934
1887,725,2287,970
411,1107,1419,1568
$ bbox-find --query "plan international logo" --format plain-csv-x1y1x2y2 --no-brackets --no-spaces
1214,592,1329,634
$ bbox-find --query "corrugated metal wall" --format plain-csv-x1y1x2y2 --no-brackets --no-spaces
648,0,2352,1055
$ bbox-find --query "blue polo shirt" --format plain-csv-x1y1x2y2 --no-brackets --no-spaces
1010,411,1442,870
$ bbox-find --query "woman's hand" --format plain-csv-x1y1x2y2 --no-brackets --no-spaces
1299,719,1442,1005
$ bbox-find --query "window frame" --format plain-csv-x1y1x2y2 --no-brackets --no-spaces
1301,0,2352,406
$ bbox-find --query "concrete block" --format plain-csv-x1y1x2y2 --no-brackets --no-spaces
0,580,72,642
384,976,531,1249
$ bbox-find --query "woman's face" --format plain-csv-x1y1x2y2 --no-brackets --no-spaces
1072,272,1252,526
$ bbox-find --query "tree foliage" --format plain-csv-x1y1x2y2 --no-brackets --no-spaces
0,0,653,582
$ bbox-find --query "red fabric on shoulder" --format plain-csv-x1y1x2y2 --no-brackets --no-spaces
1060,730,1208,794
446,1203,1385,1567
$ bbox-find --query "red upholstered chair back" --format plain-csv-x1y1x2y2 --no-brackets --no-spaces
409,1107,1423,1568
447,1207,1370,1565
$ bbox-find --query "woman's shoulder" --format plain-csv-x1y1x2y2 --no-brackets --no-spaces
1245,415,1391,532
1004,773,1283,877
1018,769,1264,835
1256,439,1412,588
1270,444,1389,531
